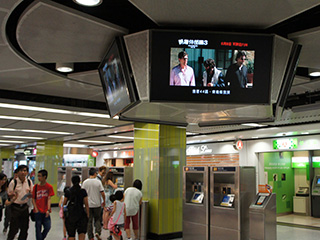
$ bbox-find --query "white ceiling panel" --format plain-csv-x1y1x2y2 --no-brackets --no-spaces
68,70,102,87
130,0,320,28
17,0,128,63
48,125,103,133
0,108,41,117
0,45,33,71
289,27,320,69
6,121,60,130
0,119,18,127
32,112,94,122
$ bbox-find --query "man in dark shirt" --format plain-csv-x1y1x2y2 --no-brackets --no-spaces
225,51,248,89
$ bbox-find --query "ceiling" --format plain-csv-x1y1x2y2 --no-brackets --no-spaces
1,0,320,151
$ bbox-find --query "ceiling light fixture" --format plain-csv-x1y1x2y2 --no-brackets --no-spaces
1,135,44,140
0,103,110,118
73,0,103,7
78,140,112,144
241,123,266,127
0,140,24,143
309,68,320,77
0,128,73,135
0,115,113,128
108,135,134,140
56,63,74,73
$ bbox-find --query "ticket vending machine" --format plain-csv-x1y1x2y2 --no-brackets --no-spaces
311,175,320,217
183,166,209,240
210,166,256,240
249,193,276,240
108,167,133,190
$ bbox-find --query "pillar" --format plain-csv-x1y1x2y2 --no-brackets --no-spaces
36,140,63,204
134,123,186,239
0,148,15,176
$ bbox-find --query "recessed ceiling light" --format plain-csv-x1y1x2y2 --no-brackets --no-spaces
301,132,309,135
251,136,259,139
63,143,88,148
56,63,74,73
0,140,24,143
0,128,73,135
309,68,320,77
73,0,103,7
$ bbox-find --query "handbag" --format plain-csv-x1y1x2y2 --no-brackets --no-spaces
108,203,124,235
30,184,37,222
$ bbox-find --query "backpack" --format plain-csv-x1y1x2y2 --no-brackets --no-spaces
13,178,31,190
66,187,84,221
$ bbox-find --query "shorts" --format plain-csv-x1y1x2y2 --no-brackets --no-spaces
65,215,88,237
125,212,139,230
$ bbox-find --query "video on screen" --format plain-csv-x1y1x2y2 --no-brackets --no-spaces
169,48,255,90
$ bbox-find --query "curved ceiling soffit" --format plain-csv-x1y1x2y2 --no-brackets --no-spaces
6,0,128,87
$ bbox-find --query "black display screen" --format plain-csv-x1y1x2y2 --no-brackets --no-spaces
150,31,273,104
98,38,134,117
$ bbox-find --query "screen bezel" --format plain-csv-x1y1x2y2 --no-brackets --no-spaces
98,37,138,117
150,30,273,104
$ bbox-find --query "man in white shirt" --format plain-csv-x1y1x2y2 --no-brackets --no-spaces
82,168,105,240
170,51,195,86
124,179,143,240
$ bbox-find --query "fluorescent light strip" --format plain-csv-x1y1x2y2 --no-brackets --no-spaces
0,128,73,135
0,115,113,128
241,123,266,127
0,144,10,146
0,103,110,118
78,140,112,144
1,135,44,140
108,135,134,140
63,144,88,148
0,140,24,143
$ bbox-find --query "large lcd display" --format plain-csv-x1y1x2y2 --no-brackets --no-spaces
98,37,136,117
150,30,273,104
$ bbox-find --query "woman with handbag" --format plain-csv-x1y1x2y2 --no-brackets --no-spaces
108,191,126,240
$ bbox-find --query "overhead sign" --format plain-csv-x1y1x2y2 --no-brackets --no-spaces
292,157,308,168
233,140,243,151
273,138,298,150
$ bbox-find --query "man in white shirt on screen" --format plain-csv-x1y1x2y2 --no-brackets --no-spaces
170,51,195,86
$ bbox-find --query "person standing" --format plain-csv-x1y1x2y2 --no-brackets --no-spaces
96,166,106,182
170,51,195,86
7,165,33,240
82,168,105,240
102,172,117,207
32,169,55,240
124,179,143,240
225,51,248,89
64,176,89,240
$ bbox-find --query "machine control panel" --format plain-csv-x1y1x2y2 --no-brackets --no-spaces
191,192,204,204
296,187,309,196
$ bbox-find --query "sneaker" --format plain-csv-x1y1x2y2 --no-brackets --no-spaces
95,233,102,240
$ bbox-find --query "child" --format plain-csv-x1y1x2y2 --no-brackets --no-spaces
109,191,126,240
58,187,69,240
103,194,116,229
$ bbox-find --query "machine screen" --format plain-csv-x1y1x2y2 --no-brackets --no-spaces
191,192,204,203
317,178,320,185
220,194,234,207
256,195,267,205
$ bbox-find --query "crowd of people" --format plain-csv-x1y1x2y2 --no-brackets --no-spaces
0,165,143,240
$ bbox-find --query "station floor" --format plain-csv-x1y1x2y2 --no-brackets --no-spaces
0,208,320,240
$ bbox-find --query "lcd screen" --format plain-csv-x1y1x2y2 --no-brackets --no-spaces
150,30,273,104
317,178,320,185
256,195,267,205
98,38,134,117
191,192,204,203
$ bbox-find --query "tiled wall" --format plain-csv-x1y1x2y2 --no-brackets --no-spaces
187,153,239,166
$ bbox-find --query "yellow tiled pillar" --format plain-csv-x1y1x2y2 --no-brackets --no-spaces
134,123,186,237
0,148,15,171
36,140,63,204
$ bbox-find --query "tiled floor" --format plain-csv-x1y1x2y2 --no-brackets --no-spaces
0,208,320,240
277,214,320,228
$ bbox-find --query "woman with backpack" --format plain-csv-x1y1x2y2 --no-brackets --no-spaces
63,175,89,240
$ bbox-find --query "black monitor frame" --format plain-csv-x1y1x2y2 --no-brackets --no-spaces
149,30,273,104
98,37,138,117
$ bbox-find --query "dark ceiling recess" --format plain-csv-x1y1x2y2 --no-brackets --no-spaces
51,0,158,33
